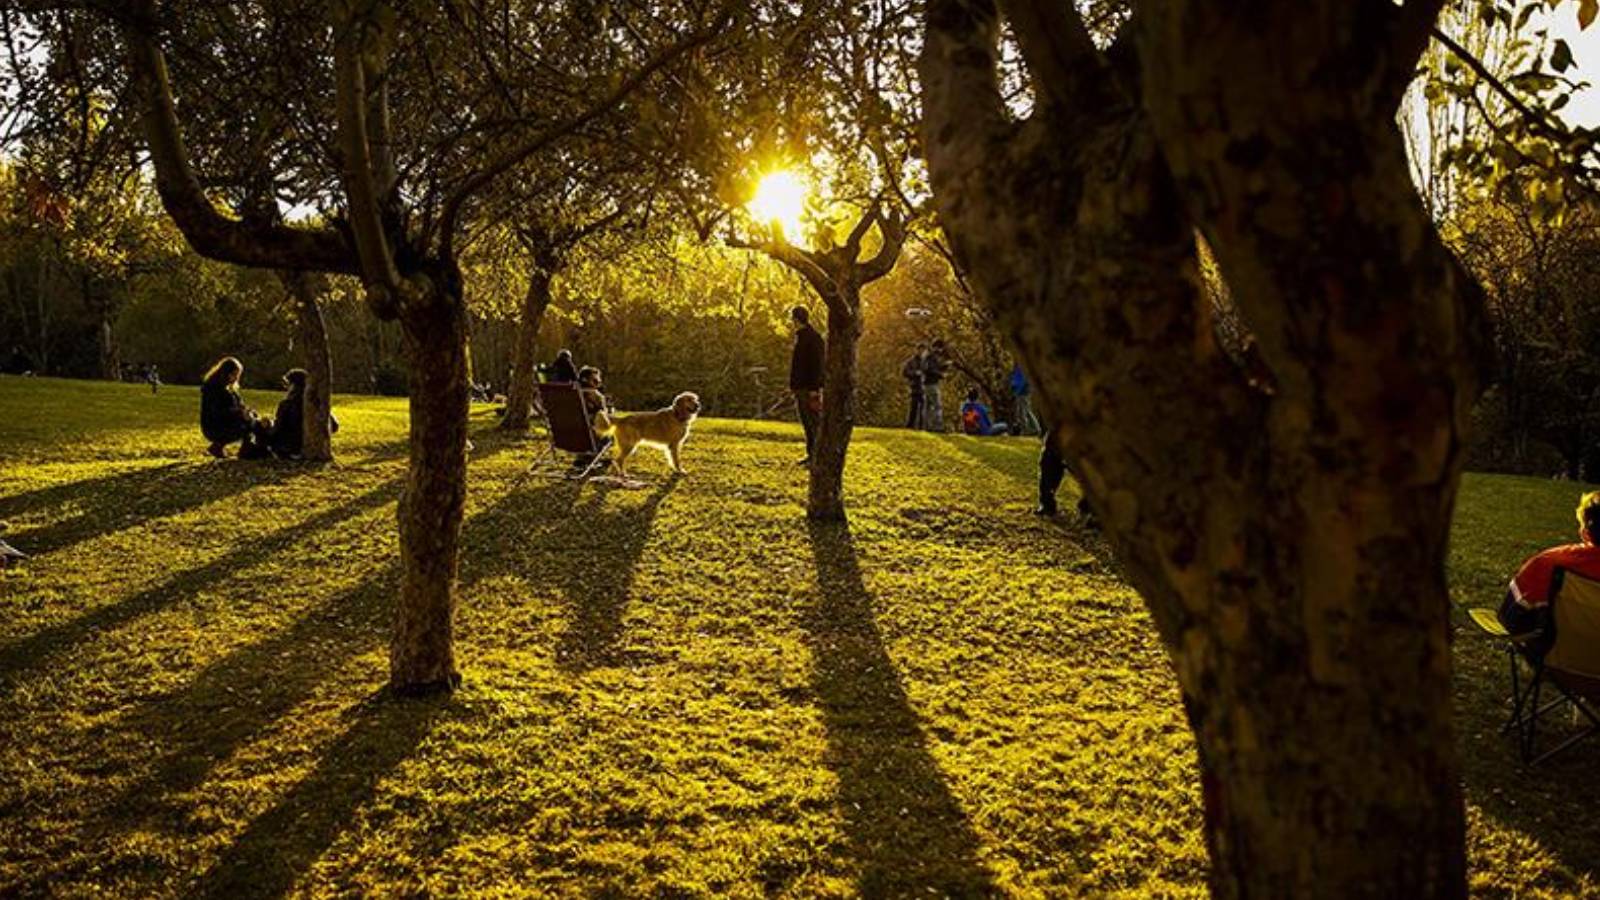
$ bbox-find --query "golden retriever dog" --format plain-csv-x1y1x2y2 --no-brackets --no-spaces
596,392,701,476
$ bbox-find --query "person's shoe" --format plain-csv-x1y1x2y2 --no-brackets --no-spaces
1034,502,1058,517
796,456,812,467
206,442,226,459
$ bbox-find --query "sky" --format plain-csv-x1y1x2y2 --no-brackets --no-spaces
1545,5,1600,127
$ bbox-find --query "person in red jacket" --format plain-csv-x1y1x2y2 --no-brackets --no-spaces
1500,491,1600,644
788,306,826,466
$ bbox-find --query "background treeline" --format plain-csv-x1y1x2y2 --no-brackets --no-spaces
1,160,1010,427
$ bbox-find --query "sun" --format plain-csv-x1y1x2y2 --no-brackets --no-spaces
748,169,808,239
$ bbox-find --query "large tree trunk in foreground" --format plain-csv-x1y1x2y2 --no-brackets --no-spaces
922,0,1478,895
284,271,335,462
808,299,861,521
500,266,555,432
390,274,469,693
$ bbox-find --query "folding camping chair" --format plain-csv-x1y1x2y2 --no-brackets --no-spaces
1518,568,1600,764
522,381,641,487
1467,607,1552,738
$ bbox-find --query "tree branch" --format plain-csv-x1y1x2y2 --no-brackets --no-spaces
996,0,1114,113
435,8,732,261
120,6,355,274
333,9,404,316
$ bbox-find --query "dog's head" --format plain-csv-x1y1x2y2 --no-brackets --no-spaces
673,392,701,420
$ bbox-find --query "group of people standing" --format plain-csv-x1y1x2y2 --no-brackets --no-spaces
199,356,337,460
901,340,950,432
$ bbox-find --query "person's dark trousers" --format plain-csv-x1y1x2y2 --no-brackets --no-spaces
1039,437,1066,513
906,390,923,429
795,389,820,457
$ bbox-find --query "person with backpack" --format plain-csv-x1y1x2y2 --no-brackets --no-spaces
960,388,1009,436
902,344,926,429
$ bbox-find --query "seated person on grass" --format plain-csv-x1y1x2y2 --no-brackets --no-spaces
200,356,272,459
571,365,614,472
266,368,340,459
959,388,1009,436
1499,490,1600,643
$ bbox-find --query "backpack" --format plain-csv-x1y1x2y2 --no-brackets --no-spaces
961,406,982,434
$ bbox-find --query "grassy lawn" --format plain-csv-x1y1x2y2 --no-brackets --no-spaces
0,376,1596,898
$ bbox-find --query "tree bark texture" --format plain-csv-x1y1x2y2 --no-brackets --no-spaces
500,265,556,432
281,271,335,462
922,1,1478,895
390,272,470,693
808,298,862,521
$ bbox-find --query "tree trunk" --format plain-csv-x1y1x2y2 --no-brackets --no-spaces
920,1,1478,894
1163,532,1465,897
500,266,555,431
390,274,469,694
285,272,335,462
807,297,860,521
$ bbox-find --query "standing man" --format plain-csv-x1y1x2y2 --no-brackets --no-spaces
789,306,826,466
921,339,949,431
902,343,926,429
1037,422,1097,526
1009,362,1039,436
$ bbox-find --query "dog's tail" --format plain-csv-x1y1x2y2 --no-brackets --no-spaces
592,410,617,437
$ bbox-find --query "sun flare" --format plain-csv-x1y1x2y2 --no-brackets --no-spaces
748,169,808,239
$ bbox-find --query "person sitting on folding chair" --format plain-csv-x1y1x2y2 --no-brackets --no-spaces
1500,491,1600,641
570,365,614,474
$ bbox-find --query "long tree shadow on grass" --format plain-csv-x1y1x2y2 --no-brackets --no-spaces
190,687,456,899
0,476,404,693
803,520,996,895
1,460,313,557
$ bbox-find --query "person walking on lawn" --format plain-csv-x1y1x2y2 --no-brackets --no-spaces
921,339,949,432
789,306,826,466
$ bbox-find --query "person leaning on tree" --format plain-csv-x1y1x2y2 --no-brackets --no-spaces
788,305,826,466
266,368,339,459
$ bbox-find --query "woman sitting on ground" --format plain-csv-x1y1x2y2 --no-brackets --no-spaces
267,368,339,459
200,356,270,458
959,388,1010,436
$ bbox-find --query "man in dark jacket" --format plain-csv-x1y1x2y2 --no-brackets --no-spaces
902,344,926,429
267,369,339,458
789,306,826,465
921,339,949,431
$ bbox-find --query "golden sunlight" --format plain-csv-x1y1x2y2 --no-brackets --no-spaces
748,169,808,239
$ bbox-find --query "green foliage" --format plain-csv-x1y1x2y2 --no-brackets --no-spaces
0,378,1597,896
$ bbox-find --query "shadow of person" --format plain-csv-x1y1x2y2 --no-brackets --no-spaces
189,686,454,899
803,519,996,895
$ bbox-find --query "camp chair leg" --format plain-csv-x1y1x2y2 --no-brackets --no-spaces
1529,697,1600,765
1502,646,1525,735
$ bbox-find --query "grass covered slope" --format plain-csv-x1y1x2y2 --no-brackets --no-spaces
0,376,1595,898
